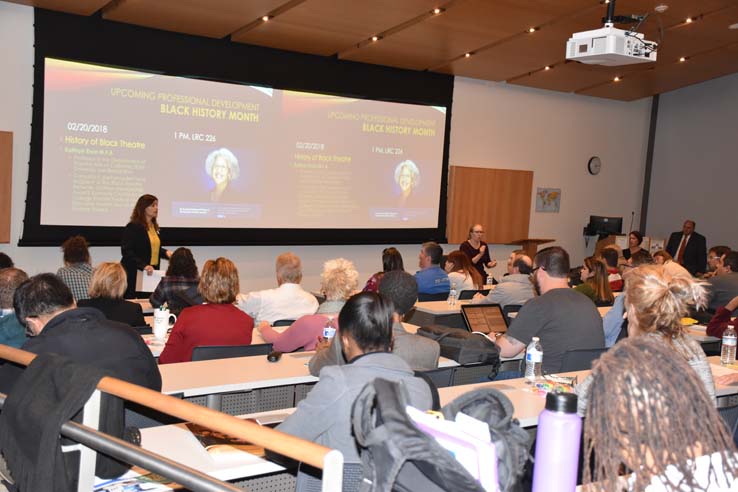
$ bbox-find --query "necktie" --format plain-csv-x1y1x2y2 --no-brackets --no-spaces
676,235,688,264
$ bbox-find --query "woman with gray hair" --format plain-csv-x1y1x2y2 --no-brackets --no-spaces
205,147,240,202
258,258,358,352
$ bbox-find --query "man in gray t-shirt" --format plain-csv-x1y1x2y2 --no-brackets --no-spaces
496,246,604,374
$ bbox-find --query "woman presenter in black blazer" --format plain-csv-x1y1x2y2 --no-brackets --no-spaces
121,194,172,298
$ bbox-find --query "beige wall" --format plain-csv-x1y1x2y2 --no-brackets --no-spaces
0,2,652,291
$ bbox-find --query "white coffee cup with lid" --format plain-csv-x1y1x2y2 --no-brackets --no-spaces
153,308,177,340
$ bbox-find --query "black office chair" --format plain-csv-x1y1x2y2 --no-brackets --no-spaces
559,348,607,372
457,289,491,300
417,292,449,302
502,304,522,325
272,319,295,327
191,343,273,361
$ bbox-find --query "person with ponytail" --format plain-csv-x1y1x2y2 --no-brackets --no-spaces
577,264,715,415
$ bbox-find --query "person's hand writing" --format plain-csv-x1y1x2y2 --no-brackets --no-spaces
716,373,738,386
472,293,484,301
144,265,154,275
314,336,331,352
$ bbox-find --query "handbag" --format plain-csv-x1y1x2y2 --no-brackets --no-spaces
416,325,500,366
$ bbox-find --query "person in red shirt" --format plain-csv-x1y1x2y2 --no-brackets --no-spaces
706,295,738,339
159,257,253,364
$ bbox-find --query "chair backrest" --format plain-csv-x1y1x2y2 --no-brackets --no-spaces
191,343,273,361
417,367,455,388
458,290,477,300
559,348,607,372
418,292,449,302
272,319,295,327
502,304,522,324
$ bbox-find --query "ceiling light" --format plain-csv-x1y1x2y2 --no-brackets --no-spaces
432,8,443,15
654,4,669,13
544,65,551,70
464,52,472,58
685,17,693,23
371,35,379,42
261,15,270,22
528,27,538,33
613,76,621,82
679,56,687,62
729,22,738,30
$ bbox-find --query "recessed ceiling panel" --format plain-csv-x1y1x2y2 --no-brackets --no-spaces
4,0,110,15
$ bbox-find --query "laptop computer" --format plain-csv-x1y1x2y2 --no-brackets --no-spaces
460,303,509,335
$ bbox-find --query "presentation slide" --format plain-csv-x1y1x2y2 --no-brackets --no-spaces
41,58,447,229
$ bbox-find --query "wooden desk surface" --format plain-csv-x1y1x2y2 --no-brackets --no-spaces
414,300,470,315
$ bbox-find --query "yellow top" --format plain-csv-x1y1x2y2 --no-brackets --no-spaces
147,225,160,266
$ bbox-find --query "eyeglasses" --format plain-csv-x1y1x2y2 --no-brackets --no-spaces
530,267,540,276
473,230,484,234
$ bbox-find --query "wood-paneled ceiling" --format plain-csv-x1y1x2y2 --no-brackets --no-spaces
6,0,738,101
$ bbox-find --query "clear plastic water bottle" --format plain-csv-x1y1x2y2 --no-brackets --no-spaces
721,325,737,365
448,282,457,306
524,336,543,383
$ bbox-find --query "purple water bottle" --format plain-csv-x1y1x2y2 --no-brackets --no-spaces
532,392,581,492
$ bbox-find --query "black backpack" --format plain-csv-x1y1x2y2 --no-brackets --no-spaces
351,378,530,492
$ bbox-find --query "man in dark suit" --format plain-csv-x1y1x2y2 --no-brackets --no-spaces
665,219,707,276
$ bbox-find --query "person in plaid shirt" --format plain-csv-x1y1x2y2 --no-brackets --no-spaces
56,235,92,302
149,247,202,315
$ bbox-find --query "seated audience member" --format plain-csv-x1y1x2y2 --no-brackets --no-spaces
56,235,93,302
602,250,653,347
666,219,707,276
237,252,318,324
583,337,736,492
0,268,29,348
707,251,738,312
653,249,691,278
259,258,358,352
599,247,623,292
414,241,450,296
362,247,404,293
77,262,146,327
472,254,534,308
504,249,525,276
703,245,732,279
707,295,738,339
149,247,202,315
573,256,614,306
494,247,603,376
309,271,440,376
0,253,13,269
577,264,715,416
0,273,161,395
278,292,433,461
159,258,253,364
444,250,483,292
621,230,645,261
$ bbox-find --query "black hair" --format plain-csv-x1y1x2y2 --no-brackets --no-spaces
724,251,738,273
0,253,14,269
378,270,418,316
338,292,394,353
513,257,532,275
0,268,29,309
600,248,619,268
13,273,75,325
629,230,643,245
534,246,570,278
166,247,199,278
422,241,443,265
381,247,404,273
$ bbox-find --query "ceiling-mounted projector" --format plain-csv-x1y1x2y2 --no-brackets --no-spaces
566,26,658,66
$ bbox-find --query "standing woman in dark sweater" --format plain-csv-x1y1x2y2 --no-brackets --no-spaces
121,194,172,298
